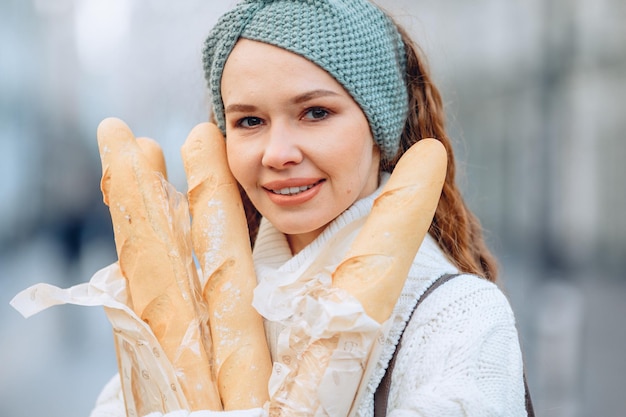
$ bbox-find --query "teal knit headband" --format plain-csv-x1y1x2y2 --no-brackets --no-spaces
202,0,409,161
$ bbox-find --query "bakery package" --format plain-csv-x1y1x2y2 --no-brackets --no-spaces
11,118,269,416
254,138,447,416
11,118,446,417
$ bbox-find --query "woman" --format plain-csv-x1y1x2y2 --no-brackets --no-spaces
92,0,529,415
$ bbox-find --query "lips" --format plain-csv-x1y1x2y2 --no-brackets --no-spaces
269,182,319,196
262,178,324,205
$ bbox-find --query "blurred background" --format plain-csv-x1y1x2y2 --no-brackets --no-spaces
1,0,624,416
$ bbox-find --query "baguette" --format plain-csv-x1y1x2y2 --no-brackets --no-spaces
333,138,448,323
97,117,222,411
271,138,447,416
181,123,272,410
136,136,168,180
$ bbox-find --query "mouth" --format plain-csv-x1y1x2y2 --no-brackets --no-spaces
268,181,323,196
264,179,325,196
267,180,323,196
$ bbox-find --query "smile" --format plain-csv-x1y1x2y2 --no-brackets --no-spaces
270,184,316,196
264,179,325,197
263,179,324,206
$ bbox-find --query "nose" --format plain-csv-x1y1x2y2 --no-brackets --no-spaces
261,122,303,169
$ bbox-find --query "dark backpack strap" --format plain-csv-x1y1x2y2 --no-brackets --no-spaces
373,273,535,417
524,373,535,417
374,273,459,417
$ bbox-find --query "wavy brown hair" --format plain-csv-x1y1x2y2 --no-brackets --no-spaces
236,20,498,283
385,24,499,282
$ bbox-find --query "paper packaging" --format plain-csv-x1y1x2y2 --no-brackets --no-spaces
11,263,190,416
10,261,383,417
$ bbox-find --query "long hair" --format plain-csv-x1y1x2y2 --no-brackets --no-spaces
385,24,499,282
237,21,498,283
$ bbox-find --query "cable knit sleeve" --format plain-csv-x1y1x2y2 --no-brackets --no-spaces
387,275,527,417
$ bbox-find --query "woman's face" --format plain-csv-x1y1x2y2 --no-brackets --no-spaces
221,39,380,253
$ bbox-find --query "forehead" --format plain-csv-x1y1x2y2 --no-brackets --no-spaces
221,39,347,99
224,39,323,75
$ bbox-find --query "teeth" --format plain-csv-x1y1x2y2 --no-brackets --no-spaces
273,184,314,195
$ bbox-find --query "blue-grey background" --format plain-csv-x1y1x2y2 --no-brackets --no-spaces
1,1,624,416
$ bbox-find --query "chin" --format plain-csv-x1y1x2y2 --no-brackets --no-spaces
272,218,328,236
277,223,320,236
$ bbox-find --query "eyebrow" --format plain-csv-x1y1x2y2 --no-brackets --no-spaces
224,89,341,114
224,103,257,114
292,89,341,104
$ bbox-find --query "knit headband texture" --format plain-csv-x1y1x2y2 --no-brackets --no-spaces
202,0,409,161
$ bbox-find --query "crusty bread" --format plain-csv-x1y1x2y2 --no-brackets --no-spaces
97,117,222,411
271,138,447,416
333,138,447,323
136,136,168,180
97,116,445,414
181,122,272,410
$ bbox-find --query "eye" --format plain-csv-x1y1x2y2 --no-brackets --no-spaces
303,107,330,121
237,116,264,128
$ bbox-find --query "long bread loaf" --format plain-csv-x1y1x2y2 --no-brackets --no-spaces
136,136,168,180
271,138,447,416
181,123,272,410
333,138,448,322
97,117,222,411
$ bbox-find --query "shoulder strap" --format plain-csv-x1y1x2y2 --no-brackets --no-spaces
373,273,459,417
524,373,535,417
373,273,535,417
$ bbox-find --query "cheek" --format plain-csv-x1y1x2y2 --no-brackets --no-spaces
346,132,379,196
226,141,247,185
344,131,377,175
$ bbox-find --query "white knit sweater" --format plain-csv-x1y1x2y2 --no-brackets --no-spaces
90,176,527,417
